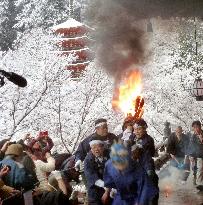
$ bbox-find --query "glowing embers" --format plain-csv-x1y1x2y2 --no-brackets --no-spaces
164,184,172,198
112,70,144,118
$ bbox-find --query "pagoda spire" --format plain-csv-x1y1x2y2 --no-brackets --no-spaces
69,0,74,18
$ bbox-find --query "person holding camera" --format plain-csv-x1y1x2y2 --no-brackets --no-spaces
26,131,54,162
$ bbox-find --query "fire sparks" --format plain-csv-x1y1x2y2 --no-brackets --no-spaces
112,70,143,117
164,185,172,198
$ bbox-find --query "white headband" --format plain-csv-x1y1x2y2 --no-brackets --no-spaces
133,123,143,129
89,140,104,147
95,122,107,128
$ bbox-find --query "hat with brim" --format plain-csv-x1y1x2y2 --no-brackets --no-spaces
5,144,23,156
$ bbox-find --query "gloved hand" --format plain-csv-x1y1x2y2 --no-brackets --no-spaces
110,188,117,198
51,170,62,180
95,179,104,188
75,160,82,171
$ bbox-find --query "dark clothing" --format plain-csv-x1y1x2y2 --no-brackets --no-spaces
187,133,203,158
33,190,71,205
136,134,156,157
104,159,158,205
84,151,109,205
131,133,156,172
0,150,4,160
167,133,189,158
75,133,117,161
0,157,36,191
130,133,159,204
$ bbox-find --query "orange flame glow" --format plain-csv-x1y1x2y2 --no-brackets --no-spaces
164,185,172,198
112,70,143,116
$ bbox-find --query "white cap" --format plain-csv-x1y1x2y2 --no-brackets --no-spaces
89,140,104,147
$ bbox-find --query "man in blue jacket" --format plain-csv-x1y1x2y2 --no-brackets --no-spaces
74,118,117,171
84,140,110,205
131,119,159,205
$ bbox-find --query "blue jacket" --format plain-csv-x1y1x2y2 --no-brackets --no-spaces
0,157,36,191
75,132,117,161
84,151,109,204
104,159,158,205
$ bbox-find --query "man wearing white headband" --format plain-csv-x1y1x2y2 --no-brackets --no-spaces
84,139,110,205
131,119,159,205
74,118,117,172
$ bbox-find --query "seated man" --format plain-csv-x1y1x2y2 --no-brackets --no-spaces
84,140,110,205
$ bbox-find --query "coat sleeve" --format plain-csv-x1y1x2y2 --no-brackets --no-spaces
42,137,54,153
103,162,116,189
37,157,55,172
143,137,156,157
84,157,100,187
141,153,155,173
166,135,176,155
14,167,35,191
75,139,89,162
137,169,158,205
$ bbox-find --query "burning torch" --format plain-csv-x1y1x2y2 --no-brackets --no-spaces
112,70,144,126
126,95,144,124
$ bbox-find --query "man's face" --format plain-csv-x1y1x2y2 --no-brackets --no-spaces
175,127,183,137
193,124,202,135
91,144,104,157
134,127,146,139
96,124,108,137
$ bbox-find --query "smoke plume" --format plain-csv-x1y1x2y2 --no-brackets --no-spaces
85,0,203,81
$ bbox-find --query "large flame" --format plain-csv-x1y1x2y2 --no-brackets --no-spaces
112,70,143,116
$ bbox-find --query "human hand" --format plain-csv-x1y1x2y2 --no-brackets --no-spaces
0,166,10,178
101,190,110,205
45,152,51,159
74,160,82,171
1,141,10,153
24,133,31,141
170,154,175,159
